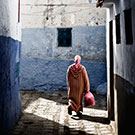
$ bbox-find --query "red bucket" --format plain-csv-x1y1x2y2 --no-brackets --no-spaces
84,91,95,107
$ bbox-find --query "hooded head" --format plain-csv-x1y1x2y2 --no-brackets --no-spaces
70,55,82,77
74,55,81,66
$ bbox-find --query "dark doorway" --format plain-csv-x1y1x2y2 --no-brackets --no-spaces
108,20,114,120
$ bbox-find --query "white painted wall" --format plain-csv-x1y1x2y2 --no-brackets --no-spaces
21,0,106,28
21,0,107,61
106,0,135,87
0,0,21,41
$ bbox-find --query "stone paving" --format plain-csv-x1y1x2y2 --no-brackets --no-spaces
11,90,115,135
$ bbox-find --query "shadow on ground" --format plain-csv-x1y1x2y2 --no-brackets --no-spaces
71,114,110,124
21,90,107,111
10,90,114,135
11,113,93,135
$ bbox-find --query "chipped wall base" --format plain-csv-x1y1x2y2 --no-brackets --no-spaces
0,36,21,133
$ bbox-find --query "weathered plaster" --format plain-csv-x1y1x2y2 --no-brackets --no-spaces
21,0,106,61
22,26,106,61
21,0,106,28
0,36,21,133
0,0,21,133
20,56,107,94
0,0,21,41
21,0,107,94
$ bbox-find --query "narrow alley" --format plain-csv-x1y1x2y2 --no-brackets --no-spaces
1,0,135,134
11,90,115,135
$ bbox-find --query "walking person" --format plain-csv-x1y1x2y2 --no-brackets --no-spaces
66,55,90,117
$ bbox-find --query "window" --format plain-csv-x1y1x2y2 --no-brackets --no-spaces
124,8,133,45
115,14,121,44
57,28,72,47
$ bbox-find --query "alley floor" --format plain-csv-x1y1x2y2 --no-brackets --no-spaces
11,90,115,135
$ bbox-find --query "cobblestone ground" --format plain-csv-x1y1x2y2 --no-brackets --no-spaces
11,90,115,135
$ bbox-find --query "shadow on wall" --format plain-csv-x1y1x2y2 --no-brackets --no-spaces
114,74,135,134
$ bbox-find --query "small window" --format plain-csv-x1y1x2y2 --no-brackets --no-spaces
115,14,121,44
57,28,72,47
124,8,133,45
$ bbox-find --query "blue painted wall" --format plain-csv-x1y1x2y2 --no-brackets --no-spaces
22,26,106,62
21,26,107,94
20,57,107,94
0,36,21,133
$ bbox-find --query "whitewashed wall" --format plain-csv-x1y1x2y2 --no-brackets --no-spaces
21,0,106,61
0,0,21,41
21,0,105,28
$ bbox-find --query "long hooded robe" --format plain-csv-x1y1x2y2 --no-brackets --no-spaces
67,64,90,112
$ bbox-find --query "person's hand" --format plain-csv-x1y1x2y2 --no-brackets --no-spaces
86,90,90,93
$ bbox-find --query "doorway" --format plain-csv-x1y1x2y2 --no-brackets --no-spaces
108,20,114,120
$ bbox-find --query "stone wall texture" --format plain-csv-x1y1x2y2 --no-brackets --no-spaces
20,56,107,94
